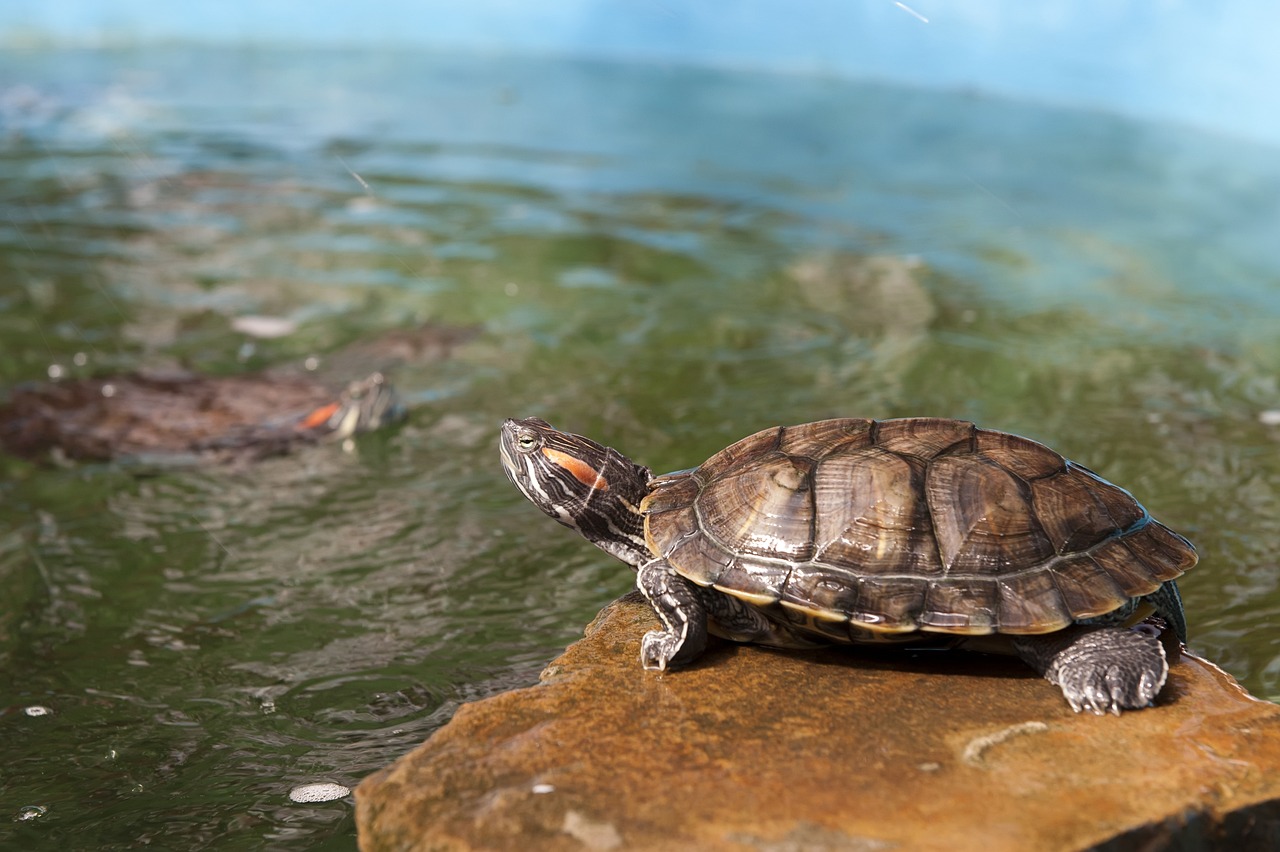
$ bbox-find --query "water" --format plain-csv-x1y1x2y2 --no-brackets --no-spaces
2,46,1279,849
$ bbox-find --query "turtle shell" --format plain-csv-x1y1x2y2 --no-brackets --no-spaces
640,418,1197,640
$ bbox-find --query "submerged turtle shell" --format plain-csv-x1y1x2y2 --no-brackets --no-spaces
640,418,1197,640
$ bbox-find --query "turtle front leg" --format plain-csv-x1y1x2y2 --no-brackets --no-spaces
1012,625,1168,715
636,559,708,671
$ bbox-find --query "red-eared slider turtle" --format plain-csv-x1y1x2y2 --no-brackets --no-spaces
0,371,400,463
500,417,1197,714
0,322,477,465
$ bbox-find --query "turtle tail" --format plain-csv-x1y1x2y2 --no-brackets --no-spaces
1142,580,1187,645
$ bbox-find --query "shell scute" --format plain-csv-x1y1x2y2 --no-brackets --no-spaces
660,530,734,587
780,564,857,621
918,578,999,634
812,448,943,576
641,472,700,515
711,559,790,606
1075,464,1147,530
874,417,975,458
974,428,1066,480
695,426,782,482
1028,466,1144,554
925,454,1055,574
695,453,816,562
1088,536,1166,597
848,575,927,632
643,499,699,560
996,568,1073,634
778,418,874,460
1124,520,1198,579
1051,554,1131,619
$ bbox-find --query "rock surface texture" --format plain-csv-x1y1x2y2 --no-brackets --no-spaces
357,594,1280,851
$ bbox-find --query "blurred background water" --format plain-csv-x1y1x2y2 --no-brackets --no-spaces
2,4,1279,850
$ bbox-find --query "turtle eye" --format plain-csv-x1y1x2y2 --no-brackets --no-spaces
516,431,539,452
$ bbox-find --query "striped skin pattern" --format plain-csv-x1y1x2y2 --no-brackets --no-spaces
500,417,654,568
641,417,1196,644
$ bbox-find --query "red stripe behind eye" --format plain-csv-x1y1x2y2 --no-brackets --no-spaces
542,448,610,491
298,401,342,430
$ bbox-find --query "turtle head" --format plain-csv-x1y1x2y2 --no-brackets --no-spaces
500,417,654,568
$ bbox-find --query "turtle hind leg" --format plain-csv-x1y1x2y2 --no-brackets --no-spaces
1012,625,1168,715
636,559,709,671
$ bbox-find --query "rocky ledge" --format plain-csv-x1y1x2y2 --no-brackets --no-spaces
357,594,1280,851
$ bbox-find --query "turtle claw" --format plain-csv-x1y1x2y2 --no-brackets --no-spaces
640,630,674,671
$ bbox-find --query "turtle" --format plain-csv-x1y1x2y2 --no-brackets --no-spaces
0,370,402,463
499,416,1198,714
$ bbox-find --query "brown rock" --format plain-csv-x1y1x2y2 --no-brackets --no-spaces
356,594,1280,851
